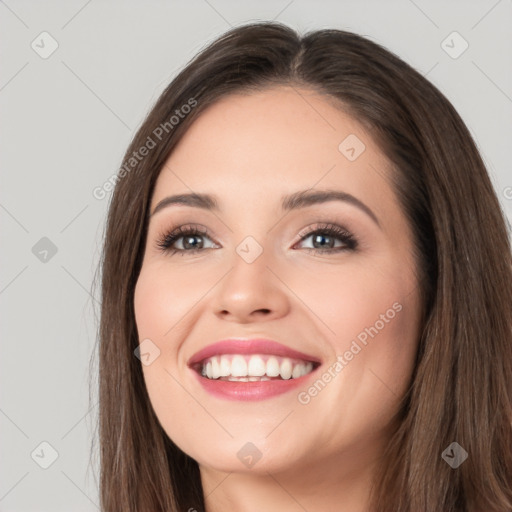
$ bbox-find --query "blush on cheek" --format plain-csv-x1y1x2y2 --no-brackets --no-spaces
134,272,183,338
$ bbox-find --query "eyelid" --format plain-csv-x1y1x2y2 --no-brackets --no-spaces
295,222,351,241
155,223,215,252
293,222,357,251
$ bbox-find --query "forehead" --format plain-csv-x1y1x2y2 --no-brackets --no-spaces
152,86,393,216
167,86,372,164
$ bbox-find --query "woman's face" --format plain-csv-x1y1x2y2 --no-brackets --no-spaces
134,86,422,480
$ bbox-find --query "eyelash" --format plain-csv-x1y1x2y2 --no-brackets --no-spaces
155,222,358,256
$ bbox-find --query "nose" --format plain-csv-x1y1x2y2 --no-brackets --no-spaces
213,248,291,324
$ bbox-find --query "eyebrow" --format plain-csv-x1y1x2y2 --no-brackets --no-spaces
151,189,380,227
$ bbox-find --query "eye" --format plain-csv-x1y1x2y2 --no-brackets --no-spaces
295,223,357,253
156,222,357,256
156,224,217,255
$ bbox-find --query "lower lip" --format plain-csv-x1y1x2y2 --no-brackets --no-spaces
192,370,318,401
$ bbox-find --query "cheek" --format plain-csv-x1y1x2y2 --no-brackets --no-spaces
293,257,420,402
289,256,418,350
134,261,210,340
133,265,204,451
133,265,189,407
327,270,419,405
134,267,172,340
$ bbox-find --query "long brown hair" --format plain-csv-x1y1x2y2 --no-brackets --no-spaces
93,21,512,511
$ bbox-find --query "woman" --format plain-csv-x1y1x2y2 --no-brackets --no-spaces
96,21,512,511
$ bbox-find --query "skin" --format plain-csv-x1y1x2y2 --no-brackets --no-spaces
133,86,422,512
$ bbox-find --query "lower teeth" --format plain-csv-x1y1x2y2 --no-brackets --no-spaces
226,376,272,382
201,375,292,382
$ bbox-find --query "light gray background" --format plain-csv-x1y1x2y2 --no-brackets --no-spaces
1,1,511,510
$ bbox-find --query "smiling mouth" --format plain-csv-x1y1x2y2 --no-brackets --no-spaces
194,354,318,382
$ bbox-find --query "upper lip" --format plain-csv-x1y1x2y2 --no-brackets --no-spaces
188,338,322,367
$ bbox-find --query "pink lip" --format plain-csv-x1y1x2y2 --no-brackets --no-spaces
187,338,322,401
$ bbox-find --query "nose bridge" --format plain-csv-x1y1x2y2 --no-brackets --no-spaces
227,234,273,294
213,233,289,321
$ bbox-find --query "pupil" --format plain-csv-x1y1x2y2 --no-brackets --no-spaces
184,235,203,250
313,234,333,248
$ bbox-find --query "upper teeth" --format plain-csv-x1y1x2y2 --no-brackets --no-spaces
200,354,314,380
